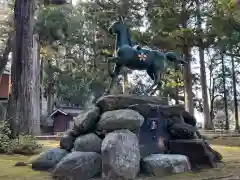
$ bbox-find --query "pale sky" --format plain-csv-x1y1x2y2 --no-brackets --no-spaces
72,0,78,5
70,0,205,124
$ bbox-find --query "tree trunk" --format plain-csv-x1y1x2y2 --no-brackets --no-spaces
174,62,180,104
220,49,229,130
47,82,54,115
7,0,37,136
181,2,194,116
182,46,194,116
230,50,239,131
196,0,212,129
46,58,55,115
31,34,41,135
40,57,44,117
210,78,215,121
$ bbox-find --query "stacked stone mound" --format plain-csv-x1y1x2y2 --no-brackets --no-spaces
31,95,222,180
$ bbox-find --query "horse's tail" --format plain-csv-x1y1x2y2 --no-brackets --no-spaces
165,51,187,64
165,52,178,62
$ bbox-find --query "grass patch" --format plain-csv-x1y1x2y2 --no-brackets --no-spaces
0,139,240,180
0,155,50,180
208,137,240,146
0,140,59,180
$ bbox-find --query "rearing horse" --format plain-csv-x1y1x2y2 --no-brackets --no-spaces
105,19,186,94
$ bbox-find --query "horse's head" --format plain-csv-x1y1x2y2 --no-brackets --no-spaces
108,21,126,35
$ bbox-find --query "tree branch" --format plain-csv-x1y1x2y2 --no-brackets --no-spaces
95,0,116,9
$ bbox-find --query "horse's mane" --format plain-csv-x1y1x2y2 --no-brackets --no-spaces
125,26,132,46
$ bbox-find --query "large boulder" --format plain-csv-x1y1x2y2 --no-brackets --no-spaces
129,104,196,126
141,154,191,177
168,139,219,168
73,133,102,153
168,123,197,139
96,95,168,112
101,129,140,180
52,151,101,180
181,111,197,127
60,134,76,151
74,107,100,134
32,148,68,171
96,109,144,132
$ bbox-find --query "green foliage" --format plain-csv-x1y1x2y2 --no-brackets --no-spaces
35,6,72,45
11,135,42,155
34,0,240,118
0,122,42,155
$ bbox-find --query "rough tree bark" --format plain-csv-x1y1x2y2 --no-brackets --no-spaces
182,45,194,116
230,50,239,131
181,2,194,116
196,0,212,129
220,48,229,130
7,0,40,136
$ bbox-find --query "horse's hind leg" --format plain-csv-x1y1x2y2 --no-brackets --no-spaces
144,68,157,94
145,69,162,95
104,64,122,95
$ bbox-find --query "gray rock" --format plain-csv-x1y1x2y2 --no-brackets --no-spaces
32,148,68,171
96,109,144,132
60,134,75,151
52,151,101,180
96,94,168,112
66,128,81,137
74,133,102,153
74,107,100,134
129,104,197,127
101,129,140,180
168,123,196,139
142,154,191,177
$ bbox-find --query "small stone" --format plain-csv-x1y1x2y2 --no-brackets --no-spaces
14,162,28,166
52,151,101,180
74,133,102,153
74,107,100,134
60,134,76,151
142,154,191,177
32,148,68,171
96,109,144,132
66,128,80,137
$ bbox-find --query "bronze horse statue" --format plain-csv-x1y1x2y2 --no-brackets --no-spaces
105,19,186,94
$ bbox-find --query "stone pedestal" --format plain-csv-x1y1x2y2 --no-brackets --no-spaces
168,139,218,168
